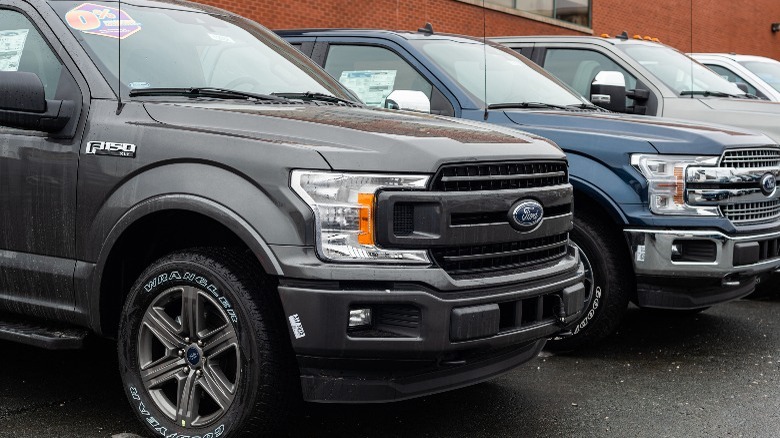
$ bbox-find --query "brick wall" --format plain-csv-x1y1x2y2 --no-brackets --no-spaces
196,0,586,37
196,0,780,59
593,0,780,59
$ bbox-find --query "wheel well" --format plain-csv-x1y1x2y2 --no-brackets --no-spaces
573,188,637,296
99,210,256,338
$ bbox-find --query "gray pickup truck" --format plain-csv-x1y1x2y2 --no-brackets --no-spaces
494,35,780,143
0,1,585,436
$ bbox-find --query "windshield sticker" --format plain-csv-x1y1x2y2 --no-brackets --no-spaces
129,81,151,89
0,29,29,72
65,3,141,39
209,33,235,44
338,70,397,107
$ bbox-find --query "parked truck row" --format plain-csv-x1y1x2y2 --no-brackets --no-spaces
1,1,779,437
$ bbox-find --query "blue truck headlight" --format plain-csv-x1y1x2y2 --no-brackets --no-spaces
631,154,720,216
291,170,431,263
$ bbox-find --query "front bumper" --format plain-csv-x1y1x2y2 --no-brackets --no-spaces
625,228,780,308
277,254,585,402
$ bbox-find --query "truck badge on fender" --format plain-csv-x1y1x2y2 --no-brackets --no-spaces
85,141,137,158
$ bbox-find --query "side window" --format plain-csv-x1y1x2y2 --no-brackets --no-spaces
706,64,759,96
0,10,64,99
323,44,433,107
544,48,638,101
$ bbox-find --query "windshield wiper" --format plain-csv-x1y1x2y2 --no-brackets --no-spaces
567,102,606,111
487,102,571,110
129,87,286,102
680,90,744,98
271,91,359,106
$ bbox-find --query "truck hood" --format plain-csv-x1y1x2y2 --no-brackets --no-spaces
700,97,780,114
501,110,772,155
143,102,565,172
661,97,780,144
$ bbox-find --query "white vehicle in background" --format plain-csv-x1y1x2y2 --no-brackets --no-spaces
690,53,780,102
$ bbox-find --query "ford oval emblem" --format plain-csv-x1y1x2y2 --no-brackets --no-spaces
761,173,777,196
509,200,544,231
186,346,201,367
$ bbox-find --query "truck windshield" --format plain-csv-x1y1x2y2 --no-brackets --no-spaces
410,38,587,108
51,2,349,100
617,44,746,97
739,60,780,93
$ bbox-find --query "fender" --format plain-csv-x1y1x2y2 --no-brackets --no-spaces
79,162,314,333
567,153,644,224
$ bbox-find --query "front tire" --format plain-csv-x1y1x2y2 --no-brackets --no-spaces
118,248,297,437
547,210,634,351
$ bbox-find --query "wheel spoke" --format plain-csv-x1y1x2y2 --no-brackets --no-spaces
202,324,239,357
176,371,200,428
200,364,235,410
141,355,185,389
179,286,204,339
143,307,184,349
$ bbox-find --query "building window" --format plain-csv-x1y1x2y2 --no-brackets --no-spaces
486,0,591,27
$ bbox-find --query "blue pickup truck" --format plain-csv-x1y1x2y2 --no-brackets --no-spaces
279,28,780,350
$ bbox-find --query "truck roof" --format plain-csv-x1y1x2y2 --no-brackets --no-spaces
276,28,490,44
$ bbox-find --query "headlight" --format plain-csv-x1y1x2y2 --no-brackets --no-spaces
291,170,431,263
631,154,720,216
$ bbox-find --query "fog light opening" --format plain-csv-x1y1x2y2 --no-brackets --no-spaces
348,307,373,328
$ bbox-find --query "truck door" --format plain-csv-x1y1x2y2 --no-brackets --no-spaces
312,40,456,116
0,4,84,319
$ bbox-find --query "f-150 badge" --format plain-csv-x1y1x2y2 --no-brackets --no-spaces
85,141,137,158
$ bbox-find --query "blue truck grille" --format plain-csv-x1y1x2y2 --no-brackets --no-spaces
719,148,780,168
721,200,780,225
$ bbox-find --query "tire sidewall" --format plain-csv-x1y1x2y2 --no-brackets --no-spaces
568,226,608,337
118,256,260,438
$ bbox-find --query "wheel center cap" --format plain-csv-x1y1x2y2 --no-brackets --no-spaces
186,345,203,368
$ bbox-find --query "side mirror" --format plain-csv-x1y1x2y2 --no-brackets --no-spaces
384,90,431,113
0,71,73,132
734,82,749,93
590,71,627,112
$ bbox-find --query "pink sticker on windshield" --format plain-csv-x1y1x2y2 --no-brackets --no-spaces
65,3,141,39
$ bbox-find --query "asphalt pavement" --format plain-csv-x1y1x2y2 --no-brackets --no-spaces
2,293,780,438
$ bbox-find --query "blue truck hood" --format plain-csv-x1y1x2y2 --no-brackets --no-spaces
501,110,772,155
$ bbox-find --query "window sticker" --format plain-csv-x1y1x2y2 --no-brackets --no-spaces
338,70,397,107
0,29,29,72
208,33,235,44
64,3,141,39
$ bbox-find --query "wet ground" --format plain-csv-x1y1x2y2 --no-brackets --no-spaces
2,293,779,437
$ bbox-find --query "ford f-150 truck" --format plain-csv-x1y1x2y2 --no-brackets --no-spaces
0,2,586,436
278,28,780,351
492,35,780,143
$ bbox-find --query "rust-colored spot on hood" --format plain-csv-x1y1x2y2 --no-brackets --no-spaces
226,104,531,144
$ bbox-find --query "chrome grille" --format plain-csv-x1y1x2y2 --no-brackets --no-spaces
719,148,780,168
721,200,780,224
432,161,568,192
431,233,569,278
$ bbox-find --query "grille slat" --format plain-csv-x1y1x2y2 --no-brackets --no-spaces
438,239,568,263
432,233,569,278
720,148,780,168
721,200,780,224
432,161,568,192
